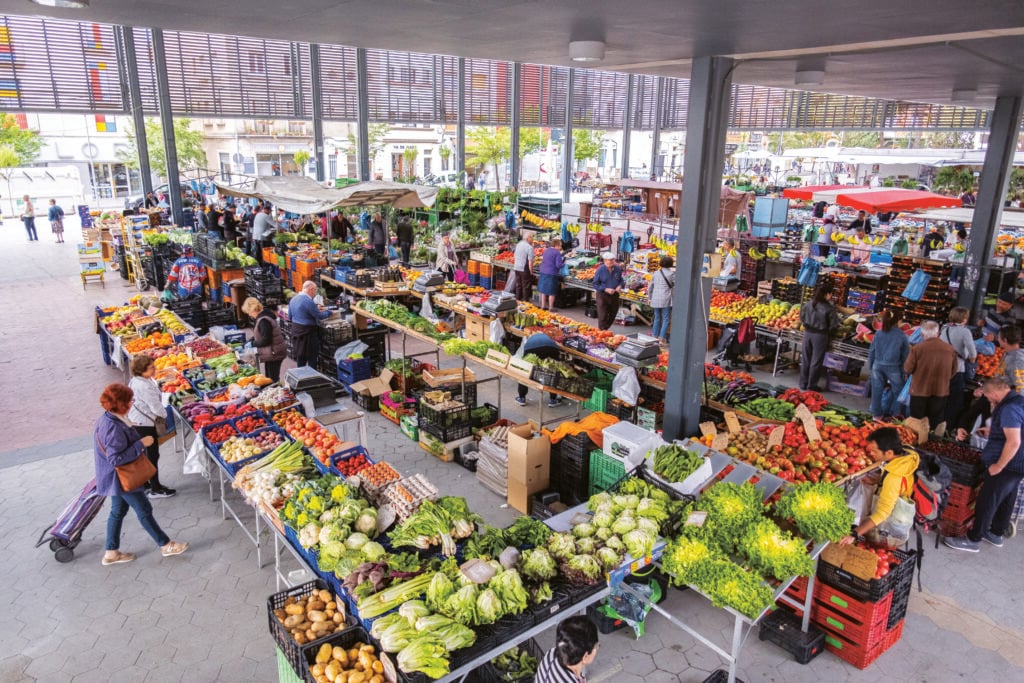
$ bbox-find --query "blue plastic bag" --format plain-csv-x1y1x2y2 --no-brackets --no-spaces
975,339,996,356
908,327,923,345
901,269,931,301
897,376,912,406
797,258,820,287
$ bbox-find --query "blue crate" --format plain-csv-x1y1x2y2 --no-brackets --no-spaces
334,265,352,281
329,446,375,477
337,357,372,383
480,276,493,289
468,272,480,286
870,252,893,265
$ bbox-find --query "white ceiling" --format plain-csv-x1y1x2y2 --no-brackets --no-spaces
4,0,1024,108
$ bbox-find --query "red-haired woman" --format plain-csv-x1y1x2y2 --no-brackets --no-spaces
94,383,187,566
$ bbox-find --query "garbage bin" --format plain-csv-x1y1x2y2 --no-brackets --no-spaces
228,279,247,324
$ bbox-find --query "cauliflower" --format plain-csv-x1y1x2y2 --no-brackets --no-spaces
298,522,321,549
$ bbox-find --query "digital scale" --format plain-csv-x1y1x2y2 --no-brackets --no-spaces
284,366,338,411
614,333,662,367
479,292,518,316
412,270,446,293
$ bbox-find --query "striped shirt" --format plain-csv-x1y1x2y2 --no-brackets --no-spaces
535,649,584,683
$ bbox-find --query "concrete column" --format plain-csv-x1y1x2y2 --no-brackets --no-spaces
310,44,326,182
562,68,576,203
118,26,153,197
662,57,734,441
650,77,665,178
457,58,466,177
621,75,634,180
958,95,1024,315
510,62,522,190
150,28,183,227
355,48,370,181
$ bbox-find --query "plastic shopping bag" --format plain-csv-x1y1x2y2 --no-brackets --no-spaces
183,437,208,476
797,258,820,287
489,319,505,345
868,494,915,549
896,376,912,406
420,293,439,323
612,367,642,407
846,479,874,526
504,270,517,293
901,269,931,301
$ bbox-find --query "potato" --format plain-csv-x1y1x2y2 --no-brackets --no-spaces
308,599,326,611
311,620,332,634
311,663,325,677
371,661,384,674
369,675,384,683
315,676,329,683
348,648,360,662
333,612,345,625
335,672,349,683
332,646,347,663
284,596,297,606
308,610,327,623
285,603,304,616
316,643,333,664
324,660,341,682
319,589,333,602
274,608,287,620
359,644,375,653
305,628,317,642
348,672,366,683
294,631,308,645
283,614,303,629
357,650,374,672
297,621,312,631
326,600,337,610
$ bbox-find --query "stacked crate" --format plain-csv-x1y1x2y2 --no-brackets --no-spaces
846,287,885,314
244,265,284,308
550,432,595,506
886,256,952,325
737,237,768,296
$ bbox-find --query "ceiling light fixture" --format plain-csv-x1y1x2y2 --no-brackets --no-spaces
29,0,90,7
795,68,825,86
951,88,977,105
569,40,605,63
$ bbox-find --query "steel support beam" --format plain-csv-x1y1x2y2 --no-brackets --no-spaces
355,48,370,181
958,95,1024,316
650,77,665,179
563,68,576,203
150,28,183,226
310,44,326,182
457,58,466,178
621,75,634,180
510,62,522,191
118,26,153,198
663,57,734,441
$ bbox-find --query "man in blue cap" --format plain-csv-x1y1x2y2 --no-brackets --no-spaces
516,333,563,408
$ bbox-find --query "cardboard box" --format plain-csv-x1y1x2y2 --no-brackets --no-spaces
507,420,551,514
506,355,534,379
603,421,657,462
422,367,477,387
348,368,395,399
827,372,870,398
822,352,849,372
464,316,488,342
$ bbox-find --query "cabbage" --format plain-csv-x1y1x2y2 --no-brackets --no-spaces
637,516,660,534
587,491,612,511
637,497,668,521
604,535,624,552
337,498,365,525
592,510,615,529
415,614,456,632
594,526,613,542
575,537,596,555
334,549,366,578
355,509,378,536
596,546,622,570
362,541,386,562
426,572,455,612
520,548,558,582
623,529,656,559
547,532,577,561
476,588,502,623
345,532,370,550
611,515,637,536
399,600,431,625
445,584,480,624
572,522,596,538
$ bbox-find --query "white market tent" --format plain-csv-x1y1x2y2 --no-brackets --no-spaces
215,176,438,215
909,207,1024,229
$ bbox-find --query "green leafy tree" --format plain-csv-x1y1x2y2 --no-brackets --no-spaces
572,129,603,165
0,143,21,215
466,126,509,190
923,132,976,149
293,150,311,175
933,166,975,194
0,114,43,164
118,117,207,178
342,123,390,174
402,147,419,180
439,145,452,170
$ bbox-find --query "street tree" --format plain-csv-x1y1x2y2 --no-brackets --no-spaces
119,117,208,178
0,143,21,216
0,113,43,164
293,150,311,176
342,123,390,174
572,129,603,165
466,126,509,190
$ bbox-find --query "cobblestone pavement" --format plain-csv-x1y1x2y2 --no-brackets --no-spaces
2,216,1023,682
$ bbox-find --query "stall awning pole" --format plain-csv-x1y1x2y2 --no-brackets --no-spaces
663,56,734,442
958,95,1023,315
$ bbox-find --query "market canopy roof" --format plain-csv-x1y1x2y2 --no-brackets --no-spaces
603,179,684,193
782,185,867,201
810,187,880,204
215,176,438,215
828,189,962,213
909,207,1024,229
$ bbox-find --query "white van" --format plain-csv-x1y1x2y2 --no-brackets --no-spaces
424,171,467,188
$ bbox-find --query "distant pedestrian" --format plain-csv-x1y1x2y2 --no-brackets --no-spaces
868,311,909,419
799,286,840,391
396,217,414,265
94,383,188,566
242,297,287,382
941,307,978,428
127,355,176,498
816,216,836,258
369,213,387,256
435,233,458,281
537,238,565,311
21,195,37,241
512,232,536,302
47,198,65,243
648,255,675,342
592,252,625,331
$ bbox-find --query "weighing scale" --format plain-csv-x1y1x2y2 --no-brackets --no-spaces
614,333,662,368
284,366,338,410
480,292,518,316
412,270,446,293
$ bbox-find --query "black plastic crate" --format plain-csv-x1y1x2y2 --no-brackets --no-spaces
530,365,560,388
320,321,354,346
758,607,826,665
205,305,238,327
298,625,371,683
606,399,636,423
475,638,543,683
352,391,380,412
267,579,349,675
472,403,499,428
885,549,918,629
419,418,473,443
418,399,471,428
817,547,912,603
558,432,596,459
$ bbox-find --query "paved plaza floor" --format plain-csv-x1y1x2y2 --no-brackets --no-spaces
1,216,1022,682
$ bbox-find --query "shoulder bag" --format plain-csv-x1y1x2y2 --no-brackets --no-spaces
97,433,156,492
660,269,674,290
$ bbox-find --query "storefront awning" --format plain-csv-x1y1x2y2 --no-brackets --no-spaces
215,176,438,214
828,189,962,213
909,207,1024,229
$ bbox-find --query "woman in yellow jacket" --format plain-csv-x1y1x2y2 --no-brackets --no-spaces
840,426,919,545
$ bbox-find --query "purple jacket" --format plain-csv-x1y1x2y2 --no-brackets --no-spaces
93,411,147,496
539,247,564,276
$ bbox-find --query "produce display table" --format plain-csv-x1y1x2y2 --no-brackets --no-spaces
353,307,442,369
459,352,583,428
320,272,414,298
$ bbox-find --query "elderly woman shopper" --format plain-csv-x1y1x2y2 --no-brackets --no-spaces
242,297,287,382
867,311,910,420
648,255,675,342
436,232,459,281
941,306,979,429
95,383,187,566
537,238,565,311
128,355,176,498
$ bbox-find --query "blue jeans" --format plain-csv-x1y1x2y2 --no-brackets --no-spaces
652,307,671,339
870,364,905,417
106,490,170,550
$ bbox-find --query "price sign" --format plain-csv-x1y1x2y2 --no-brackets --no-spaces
767,426,786,448
794,404,821,442
724,412,742,435
699,421,718,437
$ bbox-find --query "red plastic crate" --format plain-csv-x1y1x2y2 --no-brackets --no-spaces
815,582,894,626
824,619,904,669
785,576,809,604
942,497,977,524
813,595,892,648
938,516,974,537
947,482,980,508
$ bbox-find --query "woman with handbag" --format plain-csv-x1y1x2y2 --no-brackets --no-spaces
648,255,675,342
128,355,176,498
95,383,187,566
242,297,287,382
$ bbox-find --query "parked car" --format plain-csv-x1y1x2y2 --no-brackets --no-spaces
423,171,466,188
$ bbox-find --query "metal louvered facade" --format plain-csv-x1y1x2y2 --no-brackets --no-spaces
0,16,124,113
0,13,997,133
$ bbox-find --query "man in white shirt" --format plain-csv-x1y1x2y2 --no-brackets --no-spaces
251,205,279,257
513,232,535,302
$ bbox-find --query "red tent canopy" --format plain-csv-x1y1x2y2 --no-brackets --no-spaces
832,189,962,213
781,185,866,201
